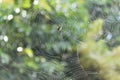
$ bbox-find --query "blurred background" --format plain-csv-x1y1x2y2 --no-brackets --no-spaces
0,0,120,80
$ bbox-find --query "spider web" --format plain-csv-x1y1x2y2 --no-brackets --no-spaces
22,9,99,80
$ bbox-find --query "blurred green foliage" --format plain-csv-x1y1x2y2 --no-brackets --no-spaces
0,0,120,80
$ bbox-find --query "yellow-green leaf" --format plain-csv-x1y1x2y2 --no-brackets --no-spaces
24,48,33,57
